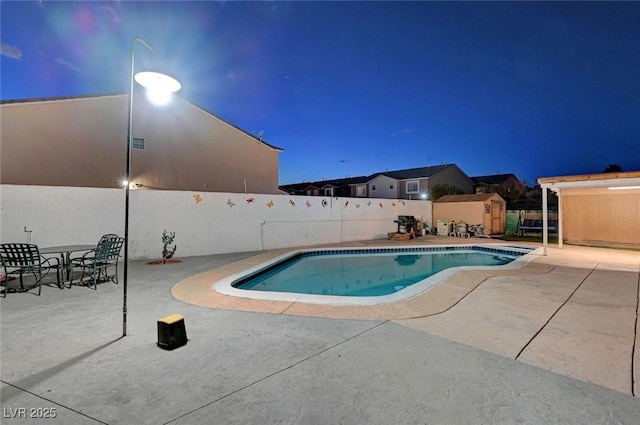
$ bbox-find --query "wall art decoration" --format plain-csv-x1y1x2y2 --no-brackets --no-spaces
356,203,360,208
246,197,255,204
379,202,383,208
392,202,397,207
193,194,202,204
344,201,349,207
289,199,296,207
267,200,274,208
322,199,328,207
227,198,235,207
367,201,372,207
306,201,312,208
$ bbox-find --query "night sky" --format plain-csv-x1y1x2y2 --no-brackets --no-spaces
2,1,639,186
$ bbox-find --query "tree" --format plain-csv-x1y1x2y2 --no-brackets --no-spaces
491,181,527,208
429,184,462,201
603,164,623,173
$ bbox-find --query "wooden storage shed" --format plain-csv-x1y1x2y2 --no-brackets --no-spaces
432,193,506,235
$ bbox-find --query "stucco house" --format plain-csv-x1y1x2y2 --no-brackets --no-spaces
367,164,474,200
281,163,474,200
0,94,283,194
280,176,370,197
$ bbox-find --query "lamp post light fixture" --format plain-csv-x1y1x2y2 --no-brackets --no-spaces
123,37,181,337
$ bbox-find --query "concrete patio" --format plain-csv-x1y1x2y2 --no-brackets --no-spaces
1,237,639,424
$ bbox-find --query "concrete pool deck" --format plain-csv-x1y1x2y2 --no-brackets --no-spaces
1,236,639,424
173,236,640,397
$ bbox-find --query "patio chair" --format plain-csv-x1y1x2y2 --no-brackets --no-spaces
69,234,124,289
0,243,61,297
455,221,469,238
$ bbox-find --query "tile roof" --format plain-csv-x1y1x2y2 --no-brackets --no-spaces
470,173,518,185
434,193,503,203
373,164,453,180
280,175,369,190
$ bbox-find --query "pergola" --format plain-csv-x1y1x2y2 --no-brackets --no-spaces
537,171,640,255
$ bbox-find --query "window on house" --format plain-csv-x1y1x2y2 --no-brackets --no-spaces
372,185,376,191
306,190,311,195
390,184,394,190
313,189,319,196
356,185,367,197
406,180,419,193
324,188,333,196
132,137,145,150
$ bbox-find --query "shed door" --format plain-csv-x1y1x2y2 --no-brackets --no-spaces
491,200,502,234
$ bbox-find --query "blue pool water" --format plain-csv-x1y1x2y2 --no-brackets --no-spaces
234,247,524,297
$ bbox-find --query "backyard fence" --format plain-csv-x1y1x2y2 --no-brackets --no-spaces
0,185,432,260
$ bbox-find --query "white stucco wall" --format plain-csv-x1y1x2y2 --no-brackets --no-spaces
1,185,432,260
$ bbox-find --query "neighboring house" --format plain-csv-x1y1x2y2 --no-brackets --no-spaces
471,173,524,195
373,164,474,199
0,94,284,194
280,176,370,197
281,163,474,200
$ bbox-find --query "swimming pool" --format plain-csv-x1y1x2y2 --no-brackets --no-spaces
215,244,540,305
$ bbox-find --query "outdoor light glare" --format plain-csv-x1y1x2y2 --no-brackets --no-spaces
135,71,181,106
122,180,129,187
135,71,181,92
145,89,172,106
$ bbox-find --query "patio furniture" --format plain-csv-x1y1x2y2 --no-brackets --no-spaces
455,221,469,238
518,219,539,235
40,244,96,284
69,234,124,289
469,224,489,238
0,243,61,297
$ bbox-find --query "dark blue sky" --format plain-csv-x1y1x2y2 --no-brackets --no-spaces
2,1,639,186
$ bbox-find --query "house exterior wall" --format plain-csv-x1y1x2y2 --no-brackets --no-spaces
0,185,433,260
561,187,640,247
432,194,506,235
0,95,282,194
395,166,474,200
398,178,429,199
428,166,475,194
368,175,398,199
353,183,368,198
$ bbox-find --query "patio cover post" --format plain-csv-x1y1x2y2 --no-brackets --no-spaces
542,186,548,255
557,189,563,248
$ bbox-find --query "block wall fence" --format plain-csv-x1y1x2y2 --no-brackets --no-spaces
0,185,432,260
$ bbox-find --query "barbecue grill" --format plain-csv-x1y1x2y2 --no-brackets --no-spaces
394,215,418,234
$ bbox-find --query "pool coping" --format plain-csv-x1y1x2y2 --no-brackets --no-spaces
213,244,542,306
171,242,551,320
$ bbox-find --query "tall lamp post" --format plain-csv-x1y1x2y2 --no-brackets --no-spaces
124,37,181,337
